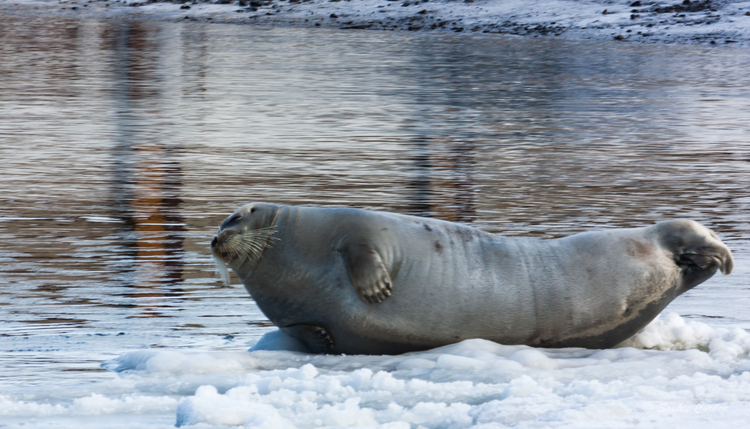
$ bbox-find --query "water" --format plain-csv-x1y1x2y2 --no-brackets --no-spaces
0,15,749,427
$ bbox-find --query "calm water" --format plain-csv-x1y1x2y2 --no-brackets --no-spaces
1,17,749,389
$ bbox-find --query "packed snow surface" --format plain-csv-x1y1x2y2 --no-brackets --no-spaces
2,313,750,428
2,0,750,45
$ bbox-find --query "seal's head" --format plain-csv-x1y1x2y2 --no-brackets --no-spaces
210,202,281,285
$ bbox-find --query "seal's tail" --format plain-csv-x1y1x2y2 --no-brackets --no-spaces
655,219,733,287
681,222,733,276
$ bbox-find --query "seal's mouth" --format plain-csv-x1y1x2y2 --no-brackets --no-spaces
210,225,279,285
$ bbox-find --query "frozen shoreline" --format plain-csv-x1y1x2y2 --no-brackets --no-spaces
2,0,750,45
3,314,750,428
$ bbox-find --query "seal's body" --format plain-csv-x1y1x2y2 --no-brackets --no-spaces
211,203,733,355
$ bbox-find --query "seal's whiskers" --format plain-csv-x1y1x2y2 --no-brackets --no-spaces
212,223,278,287
220,225,277,259
237,225,278,260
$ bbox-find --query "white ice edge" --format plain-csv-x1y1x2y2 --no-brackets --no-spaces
4,313,746,428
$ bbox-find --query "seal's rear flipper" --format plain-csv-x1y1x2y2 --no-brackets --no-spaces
344,244,393,304
281,324,334,353
655,219,734,293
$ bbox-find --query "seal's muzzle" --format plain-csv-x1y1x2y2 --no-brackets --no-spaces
210,206,281,286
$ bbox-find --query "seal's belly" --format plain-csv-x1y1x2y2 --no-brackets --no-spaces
320,227,678,352
318,218,543,351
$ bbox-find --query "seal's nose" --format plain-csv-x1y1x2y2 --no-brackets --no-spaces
210,236,218,248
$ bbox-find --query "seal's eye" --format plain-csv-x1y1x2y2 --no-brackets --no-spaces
251,208,256,213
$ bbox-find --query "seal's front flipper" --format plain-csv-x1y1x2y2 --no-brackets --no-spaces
281,324,334,353
344,244,393,304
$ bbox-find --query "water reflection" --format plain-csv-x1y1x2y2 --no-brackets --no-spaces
408,137,433,218
107,22,187,319
409,137,477,222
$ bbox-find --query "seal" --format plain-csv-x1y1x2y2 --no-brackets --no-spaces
210,203,733,355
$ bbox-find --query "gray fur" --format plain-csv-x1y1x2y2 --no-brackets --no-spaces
211,203,733,355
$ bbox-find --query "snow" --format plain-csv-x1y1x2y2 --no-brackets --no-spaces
2,313,749,428
1,0,750,45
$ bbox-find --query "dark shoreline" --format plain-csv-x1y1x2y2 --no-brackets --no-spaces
2,0,749,46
